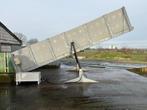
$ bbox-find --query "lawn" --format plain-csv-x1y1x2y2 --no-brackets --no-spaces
78,49,147,64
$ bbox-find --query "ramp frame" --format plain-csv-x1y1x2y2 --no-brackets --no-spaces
66,42,97,83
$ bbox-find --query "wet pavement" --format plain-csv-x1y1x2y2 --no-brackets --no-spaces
1,60,147,110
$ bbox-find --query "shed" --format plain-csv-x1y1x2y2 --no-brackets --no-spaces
0,21,22,52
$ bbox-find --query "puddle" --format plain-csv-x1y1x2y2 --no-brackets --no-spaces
1,61,147,110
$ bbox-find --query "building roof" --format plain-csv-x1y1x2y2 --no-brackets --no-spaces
0,21,22,45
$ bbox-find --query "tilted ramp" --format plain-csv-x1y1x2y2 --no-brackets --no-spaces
12,7,133,72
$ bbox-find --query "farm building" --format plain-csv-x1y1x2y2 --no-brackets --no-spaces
0,22,22,82
0,21,22,52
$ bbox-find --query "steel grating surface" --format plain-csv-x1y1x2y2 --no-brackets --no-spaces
12,7,133,72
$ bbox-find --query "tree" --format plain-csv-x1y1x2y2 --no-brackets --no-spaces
14,32,38,46
27,38,38,45
14,32,27,46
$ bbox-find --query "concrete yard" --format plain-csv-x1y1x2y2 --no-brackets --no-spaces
1,60,147,110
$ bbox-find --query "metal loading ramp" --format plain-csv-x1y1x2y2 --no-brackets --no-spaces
12,7,133,72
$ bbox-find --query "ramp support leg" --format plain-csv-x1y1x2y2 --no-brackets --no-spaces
65,42,97,83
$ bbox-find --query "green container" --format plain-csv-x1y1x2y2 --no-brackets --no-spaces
0,53,15,74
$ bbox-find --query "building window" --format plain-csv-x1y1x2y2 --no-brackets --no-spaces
0,45,11,52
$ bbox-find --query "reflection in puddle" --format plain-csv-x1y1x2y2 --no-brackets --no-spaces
128,67,147,76
1,61,147,110
0,89,9,96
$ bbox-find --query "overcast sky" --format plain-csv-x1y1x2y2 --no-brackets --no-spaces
0,0,147,48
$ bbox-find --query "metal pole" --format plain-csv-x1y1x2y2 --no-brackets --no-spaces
66,42,97,83
71,42,81,69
